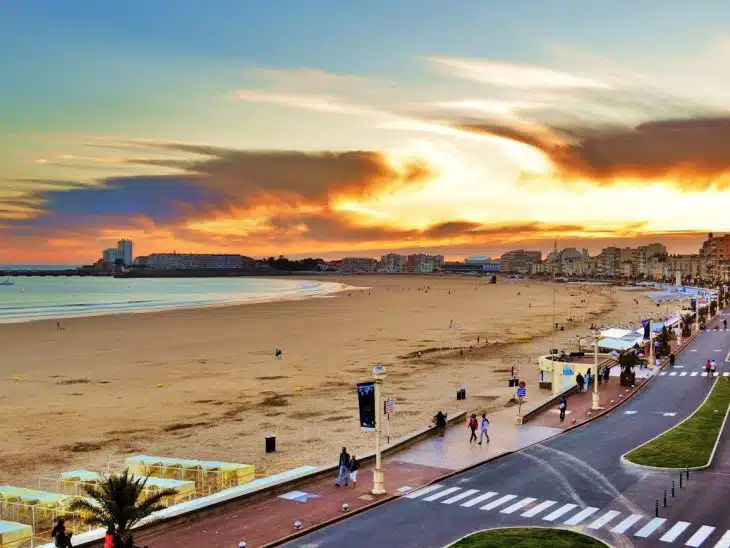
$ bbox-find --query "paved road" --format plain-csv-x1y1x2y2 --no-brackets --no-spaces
285,321,730,548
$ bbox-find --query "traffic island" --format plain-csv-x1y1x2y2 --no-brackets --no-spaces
450,527,608,547
624,378,730,469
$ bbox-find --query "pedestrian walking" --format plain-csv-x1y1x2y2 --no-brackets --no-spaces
669,353,675,367
711,360,717,376
603,366,609,383
349,454,359,488
468,414,478,443
705,360,712,378
335,447,350,487
583,372,590,392
558,396,567,422
478,414,490,444
724,319,727,330
576,372,584,391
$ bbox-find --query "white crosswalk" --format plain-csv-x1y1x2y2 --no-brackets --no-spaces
403,484,729,546
659,371,726,377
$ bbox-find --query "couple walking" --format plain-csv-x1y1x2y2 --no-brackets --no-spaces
335,447,359,488
468,413,490,445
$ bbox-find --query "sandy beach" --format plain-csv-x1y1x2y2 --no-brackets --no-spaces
0,276,661,486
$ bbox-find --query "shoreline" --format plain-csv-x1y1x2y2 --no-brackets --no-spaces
0,278,356,325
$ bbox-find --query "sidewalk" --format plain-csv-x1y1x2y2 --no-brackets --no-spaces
135,406,562,548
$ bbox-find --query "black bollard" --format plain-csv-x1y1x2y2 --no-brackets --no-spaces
663,489,667,507
655,500,659,517
672,481,675,497
679,472,683,488
686,467,690,480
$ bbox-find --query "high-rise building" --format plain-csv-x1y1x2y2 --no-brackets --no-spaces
102,248,122,264
118,239,133,266
380,253,407,273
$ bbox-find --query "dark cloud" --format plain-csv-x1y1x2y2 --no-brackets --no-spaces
453,113,730,190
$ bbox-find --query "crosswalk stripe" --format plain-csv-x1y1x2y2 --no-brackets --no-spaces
423,487,461,501
660,372,667,376
724,372,730,377
521,500,556,518
405,484,442,499
713,530,730,548
681,372,688,376
543,503,578,522
587,510,621,530
612,514,645,534
670,372,678,376
460,491,497,508
635,517,667,538
480,494,517,511
660,521,691,542
686,526,716,547
564,506,599,526
715,372,720,377
500,497,537,514
441,489,479,505
692,372,699,376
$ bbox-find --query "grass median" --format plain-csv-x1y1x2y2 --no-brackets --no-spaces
453,528,607,547
625,378,730,468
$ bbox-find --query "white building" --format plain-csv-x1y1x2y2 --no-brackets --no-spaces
146,253,252,270
380,253,407,273
102,248,122,264
118,239,133,266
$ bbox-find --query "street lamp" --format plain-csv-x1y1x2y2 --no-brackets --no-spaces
371,363,387,495
592,329,601,410
648,319,655,369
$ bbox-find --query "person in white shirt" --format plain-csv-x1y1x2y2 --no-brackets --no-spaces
478,414,490,445
711,360,717,375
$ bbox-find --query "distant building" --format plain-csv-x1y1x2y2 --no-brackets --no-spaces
406,254,444,273
380,253,407,273
145,253,254,270
118,239,133,266
499,250,542,274
341,257,378,273
464,256,500,272
102,248,122,264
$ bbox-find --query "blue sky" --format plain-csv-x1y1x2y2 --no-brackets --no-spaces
2,1,730,263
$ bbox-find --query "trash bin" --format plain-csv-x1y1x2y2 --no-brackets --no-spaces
461,388,467,399
265,435,276,453
508,378,516,387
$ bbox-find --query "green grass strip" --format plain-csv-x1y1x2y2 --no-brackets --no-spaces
625,378,730,468
453,528,607,547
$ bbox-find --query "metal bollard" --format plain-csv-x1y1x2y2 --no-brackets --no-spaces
672,481,675,497
655,500,659,517
663,489,667,507
686,467,690,480
679,472,683,488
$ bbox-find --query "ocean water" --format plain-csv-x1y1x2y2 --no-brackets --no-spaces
0,275,344,324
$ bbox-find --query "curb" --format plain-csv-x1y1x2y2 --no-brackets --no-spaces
442,525,610,548
620,376,730,472
265,450,517,547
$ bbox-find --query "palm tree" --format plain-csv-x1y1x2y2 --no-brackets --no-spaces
69,469,176,548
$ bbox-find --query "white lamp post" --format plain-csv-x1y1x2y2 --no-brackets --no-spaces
371,363,387,495
648,320,655,369
592,330,601,410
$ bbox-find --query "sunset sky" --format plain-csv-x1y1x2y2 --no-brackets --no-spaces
3,1,730,264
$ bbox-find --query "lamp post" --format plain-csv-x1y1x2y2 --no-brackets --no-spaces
592,329,601,410
648,320,655,369
371,363,387,495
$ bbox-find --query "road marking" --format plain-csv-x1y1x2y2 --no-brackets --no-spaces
676,365,685,368
500,497,537,514
681,372,688,376
612,514,644,534
405,484,443,499
461,491,497,507
635,517,667,538
564,507,599,525
686,525,716,546
423,487,460,501
670,372,678,376
691,349,699,352
724,372,730,377
441,489,479,505
663,412,677,417
521,500,556,517
660,372,667,376
480,494,517,511
543,503,578,522
715,349,723,352
659,521,691,542
702,372,709,377
624,410,637,415
715,372,720,377
713,530,730,548
587,510,621,530
692,372,699,376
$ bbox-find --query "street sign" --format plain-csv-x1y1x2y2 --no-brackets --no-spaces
384,399,395,415
519,381,526,389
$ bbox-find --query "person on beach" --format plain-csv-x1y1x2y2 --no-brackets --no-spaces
468,414,478,443
335,447,350,487
434,411,447,436
478,413,490,444
349,454,359,488
558,396,567,422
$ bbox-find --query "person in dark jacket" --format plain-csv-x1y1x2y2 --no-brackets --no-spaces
349,454,360,487
434,411,446,436
52,518,72,548
669,353,675,367
335,447,350,487
558,396,567,422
